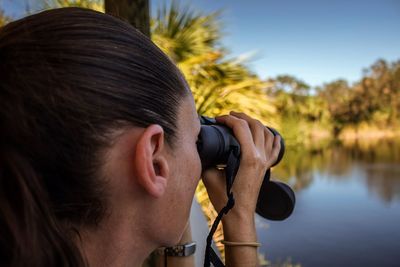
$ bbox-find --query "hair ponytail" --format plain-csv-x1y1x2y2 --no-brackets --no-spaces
0,147,86,266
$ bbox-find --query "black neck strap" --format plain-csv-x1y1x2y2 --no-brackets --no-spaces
204,150,239,267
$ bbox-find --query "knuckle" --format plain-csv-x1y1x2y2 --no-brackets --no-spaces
236,111,246,117
265,128,274,139
269,148,280,162
254,120,264,129
243,151,266,169
237,118,249,128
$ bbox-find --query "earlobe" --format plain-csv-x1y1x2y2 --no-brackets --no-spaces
134,125,169,198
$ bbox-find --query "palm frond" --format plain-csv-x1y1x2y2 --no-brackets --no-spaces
152,1,221,62
44,0,104,12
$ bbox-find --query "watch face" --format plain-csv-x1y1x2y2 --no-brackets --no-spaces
184,242,196,256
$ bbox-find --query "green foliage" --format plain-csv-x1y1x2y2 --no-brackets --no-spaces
43,0,104,11
359,59,400,124
268,58,400,141
271,75,310,95
267,75,330,144
151,1,276,125
151,1,220,62
316,59,400,135
316,79,354,134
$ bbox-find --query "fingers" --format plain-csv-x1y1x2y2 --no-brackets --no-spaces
268,135,281,166
228,111,277,166
264,127,275,162
215,114,256,157
229,111,265,150
216,111,279,169
205,112,283,216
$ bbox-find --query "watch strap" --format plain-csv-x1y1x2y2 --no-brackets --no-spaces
156,242,196,257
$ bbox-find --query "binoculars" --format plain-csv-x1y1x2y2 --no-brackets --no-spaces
197,116,295,221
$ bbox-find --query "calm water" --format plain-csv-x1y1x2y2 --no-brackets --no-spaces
256,139,400,267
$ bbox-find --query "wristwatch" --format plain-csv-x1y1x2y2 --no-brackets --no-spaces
155,242,196,257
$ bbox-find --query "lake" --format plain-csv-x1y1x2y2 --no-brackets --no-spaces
256,138,400,267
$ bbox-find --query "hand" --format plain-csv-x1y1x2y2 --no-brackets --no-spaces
202,111,281,218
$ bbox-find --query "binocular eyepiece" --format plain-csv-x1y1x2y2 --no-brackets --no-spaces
197,116,295,221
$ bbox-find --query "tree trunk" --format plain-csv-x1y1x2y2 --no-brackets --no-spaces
104,0,150,38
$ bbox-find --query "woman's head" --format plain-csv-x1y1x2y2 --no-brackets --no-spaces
0,7,201,266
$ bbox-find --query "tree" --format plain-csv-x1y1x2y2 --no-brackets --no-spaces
318,79,355,135
270,75,310,96
362,59,400,125
44,0,104,12
105,0,150,37
269,75,316,120
151,1,220,63
43,0,150,37
389,60,400,124
151,2,276,123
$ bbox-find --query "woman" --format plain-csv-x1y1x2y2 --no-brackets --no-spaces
0,7,280,267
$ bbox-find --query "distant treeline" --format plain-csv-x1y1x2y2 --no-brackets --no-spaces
267,59,400,140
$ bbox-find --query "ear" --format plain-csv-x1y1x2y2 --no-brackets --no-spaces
134,124,169,198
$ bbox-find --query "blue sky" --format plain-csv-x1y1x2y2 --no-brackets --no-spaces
151,0,400,87
2,0,399,87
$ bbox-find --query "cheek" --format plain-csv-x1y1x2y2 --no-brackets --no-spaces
182,146,201,195
191,145,202,184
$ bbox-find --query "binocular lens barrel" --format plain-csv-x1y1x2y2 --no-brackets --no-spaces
197,116,295,221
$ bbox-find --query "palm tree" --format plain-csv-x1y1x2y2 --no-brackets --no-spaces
44,0,104,12
105,0,150,37
44,1,151,38
151,2,276,125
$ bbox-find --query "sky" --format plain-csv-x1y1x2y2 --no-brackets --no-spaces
2,0,399,87
151,0,400,87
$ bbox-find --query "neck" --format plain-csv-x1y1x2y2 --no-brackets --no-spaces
77,212,155,267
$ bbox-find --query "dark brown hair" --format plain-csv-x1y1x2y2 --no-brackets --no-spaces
0,7,189,266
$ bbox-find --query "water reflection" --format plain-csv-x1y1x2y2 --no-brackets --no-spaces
364,163,400,203
259,138,400,267
273,138,400,204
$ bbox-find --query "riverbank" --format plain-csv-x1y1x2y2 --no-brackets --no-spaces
306,123,400,143
339,125,400,140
